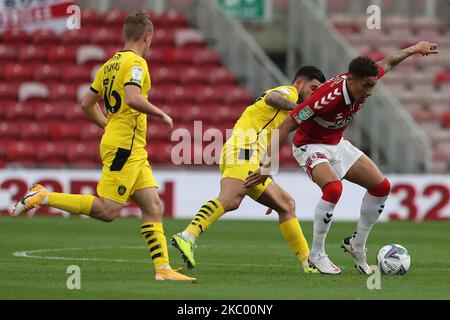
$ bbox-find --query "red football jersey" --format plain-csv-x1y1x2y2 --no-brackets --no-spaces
290,65,385,147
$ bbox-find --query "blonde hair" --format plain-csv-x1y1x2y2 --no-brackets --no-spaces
123,10,153,42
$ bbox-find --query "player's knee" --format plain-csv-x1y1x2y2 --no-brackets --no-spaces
368,178,391,197
147,200,163,217
222,197,241,212
279,196,296,216
321,180,343,204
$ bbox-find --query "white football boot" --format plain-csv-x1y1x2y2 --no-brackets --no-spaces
341,236,372,275
308,253,341,275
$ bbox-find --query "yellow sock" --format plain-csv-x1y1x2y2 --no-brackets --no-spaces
279,218,310,263
47,193,94,215
140,222,170,268
185,199,224,239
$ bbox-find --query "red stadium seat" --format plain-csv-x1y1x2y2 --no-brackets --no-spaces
66,141,100,164
0,82,20,100
48,83,78,101
0,121,19,139
163,85,193,103
147,121,171,140
191,48,221,66
191,86,223,104
178,66,208,84
47,45,78,63
19,121,50,140
34,64,61,82
63,103,89,122
31,29,59,45
223,87,253,105
33,102,64,121
36,141,67,164
148,48,166,64
49,122,79,140
60,65,91,83
158,10,189,28
151,66,179,84
6,141,37,162
18,45,46,62
152,29,176,48
205,67,237,85
435,72,450,85
0,45,16,63
90,28,121,46
104,9,127,27
3,63,33,81
79,123,103,140
61,29,90,45
2,29,29,44
4,101,34,120
164,47,193,64
81,8,103,27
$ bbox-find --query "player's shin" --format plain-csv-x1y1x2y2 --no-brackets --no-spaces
47,193,95,215
311,181,343,256
141,222,170,269
352,178,391,249
279,218,310,263
183,199,224,241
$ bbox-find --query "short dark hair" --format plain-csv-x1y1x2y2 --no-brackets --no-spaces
293,66,326,84
123,10,153,42
348,56,379,78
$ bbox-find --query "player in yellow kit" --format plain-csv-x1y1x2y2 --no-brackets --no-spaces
12,11,195,281
172,66,326,272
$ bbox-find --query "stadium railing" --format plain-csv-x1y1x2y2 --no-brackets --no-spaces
162,0,289,96
286,0,433,173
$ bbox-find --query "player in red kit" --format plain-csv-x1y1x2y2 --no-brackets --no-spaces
245,41,439,275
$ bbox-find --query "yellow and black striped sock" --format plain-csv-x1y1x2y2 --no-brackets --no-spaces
140,222,170,269
279,218,310,263
47,193,94,215
185,199,224,240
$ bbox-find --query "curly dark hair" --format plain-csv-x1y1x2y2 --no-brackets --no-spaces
348,56,379,78
293,66,326,84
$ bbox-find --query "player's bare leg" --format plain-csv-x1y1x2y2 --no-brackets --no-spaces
341,154,391,275
255,182,318,273
308,162,342,275
132,187,195,281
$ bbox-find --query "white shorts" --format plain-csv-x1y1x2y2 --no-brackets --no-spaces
292,138,363,180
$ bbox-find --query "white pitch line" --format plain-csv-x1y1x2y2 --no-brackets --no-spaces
11,246,289,268
11,247,450,271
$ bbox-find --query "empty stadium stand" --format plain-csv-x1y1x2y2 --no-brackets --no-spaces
0,9,285,169
330,12,450,173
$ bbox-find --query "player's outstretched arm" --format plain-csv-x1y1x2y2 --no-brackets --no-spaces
377,41,439,74
125,85,173,130
80,90,107,129
264,91,298,111
244,117,298,188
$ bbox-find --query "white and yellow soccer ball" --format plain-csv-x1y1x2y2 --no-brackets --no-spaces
377,244,411,276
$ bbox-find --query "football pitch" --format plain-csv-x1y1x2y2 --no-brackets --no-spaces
0,216,449,300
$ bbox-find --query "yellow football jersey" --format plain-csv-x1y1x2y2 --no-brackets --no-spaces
90,50,151,160
226,85,299,154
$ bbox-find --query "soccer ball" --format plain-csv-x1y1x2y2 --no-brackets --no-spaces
376,244,411,275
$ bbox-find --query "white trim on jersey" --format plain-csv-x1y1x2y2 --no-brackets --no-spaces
342,78,351,106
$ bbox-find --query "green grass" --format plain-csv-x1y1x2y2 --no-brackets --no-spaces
0,217,449,300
